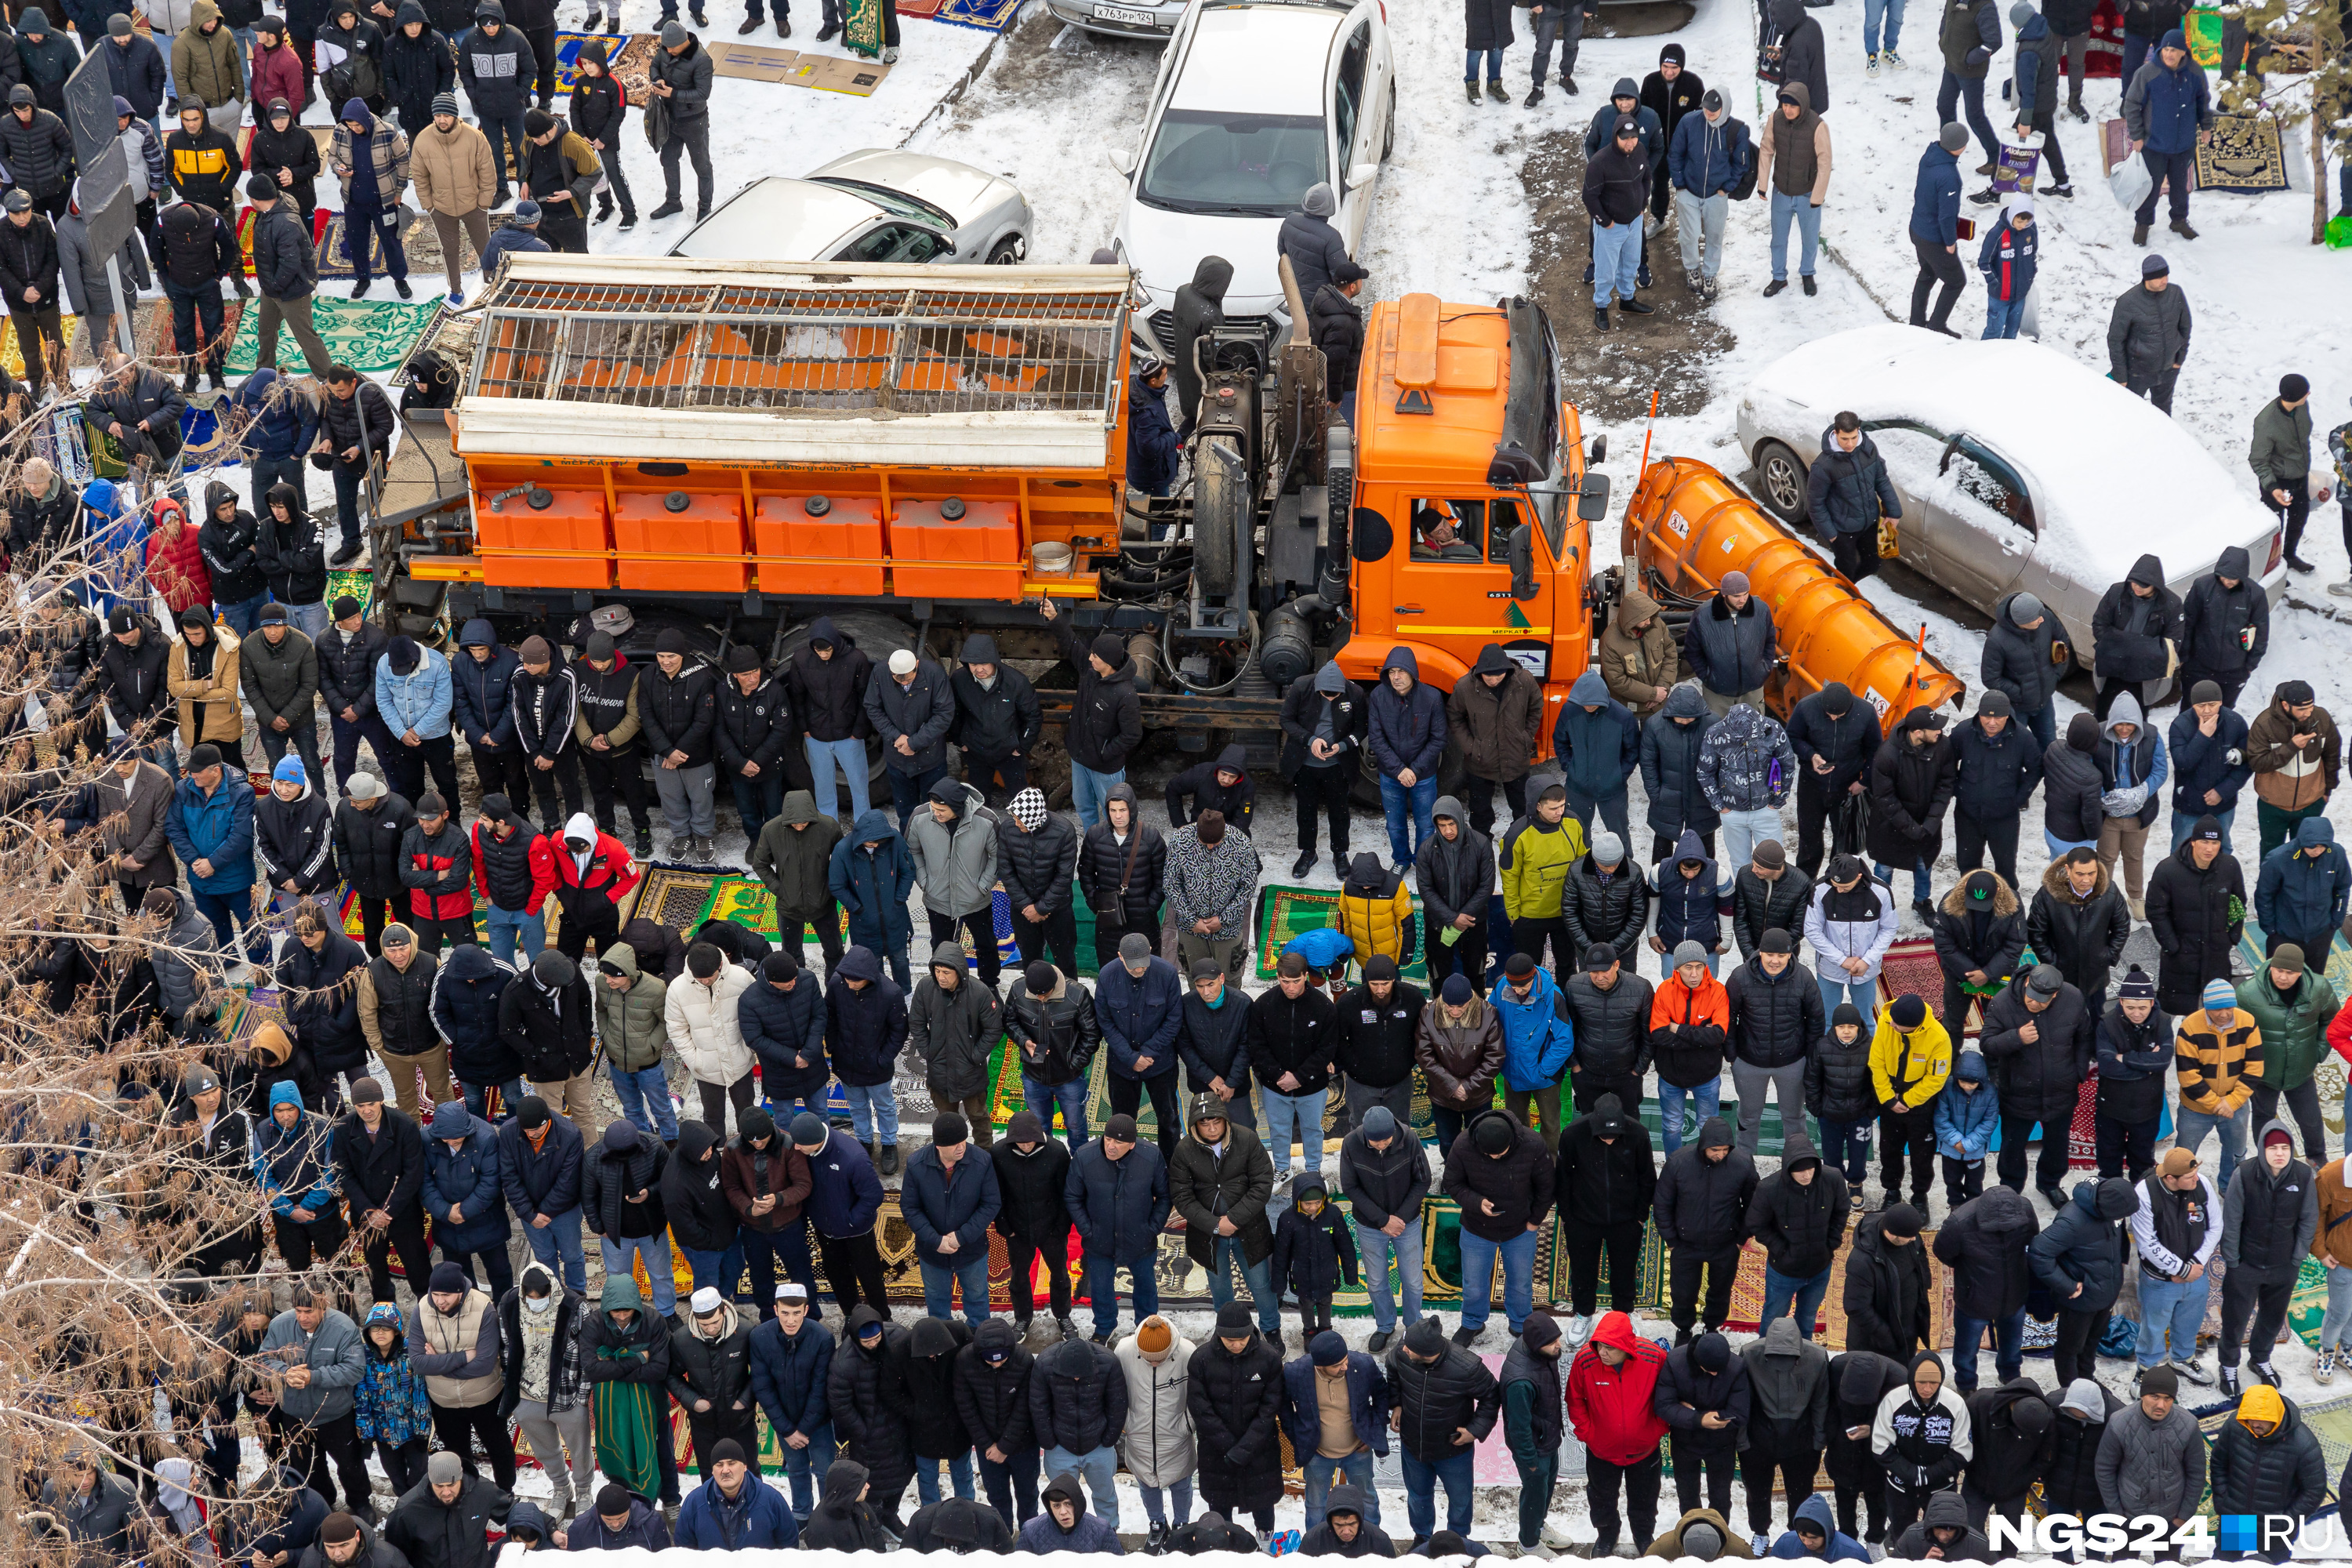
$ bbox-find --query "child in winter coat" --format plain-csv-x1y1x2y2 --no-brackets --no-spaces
1976,196,2037,340
1932,1049,1998,1207
1270,1182,1359,1337
1803,1001,1875,1202
354,1300,434,1495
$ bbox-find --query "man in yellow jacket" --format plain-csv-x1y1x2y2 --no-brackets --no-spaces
1870,993,1950,1213
2174,975,2261,1172
1501,782,1588,982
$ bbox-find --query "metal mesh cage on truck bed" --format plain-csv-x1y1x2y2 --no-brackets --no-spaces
463,256,1133,420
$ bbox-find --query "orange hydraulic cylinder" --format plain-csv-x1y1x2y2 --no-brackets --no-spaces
1622,456,1966,732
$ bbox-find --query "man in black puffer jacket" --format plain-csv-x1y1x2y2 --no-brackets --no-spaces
1310,270,1366,410
1804,415,1904,583
1868,707,1958,924
1553,1091,1655,1327
1977,964,2093,1203
1382,1315,1500,1538
2027,1176,2140,1386
316,598,392,796
1724,931,1821,1155
1730,843,1812,961
1563,840,1650,964
1653,1116,1758,1341
245,176,333,378
997,787,1080,979
0,181,65,397
947,632,1040,809
829,1306,915,1527
1741,1127,1847,1340
499,949,595,1122
1932,1184,2040,1393
1962,1377,2054,1526
1949,694,2043,890
334,774,414,955
1040,601,1142,830
1843,1203,1932,1363
784,617,873,824
1563,945,1653,1113
1785,682,1879,878
1653,1331,1749,1515
952,1316,1038,1524
2025,850,2131,1010
1980,590,2070,753
714,644,790,839
1027,1335,1126,1523
641,629,720,862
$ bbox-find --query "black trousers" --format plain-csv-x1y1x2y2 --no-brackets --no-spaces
2026,105,2071,186
2249,1080,2328,1162
1293,763,1352,859
1511,915,1573,983
471,742,533,813
1996,1109,2072,1193
1107,1067,1181,1166
2221,1269,2293,1370
580,742,654,837
817,1229,888,1316
1883,1486,1936,1545
2263,477,2310,561
1910,236,1966,330
523,21,557,103
1572,1073,1641,1117
1793,778,1852,877
1652,829,1716,864
1091,913,1156,975
2094,1110,2158,1179
1940,1153,1984,1209
1462,772,1528,837
687,1408,760,1481
698,1069,757,1133
1668,1245,1737,1333
1423,915,1489,991
330,711,400,796
2052,1305,2111,1386
539,204,589,254
659,118,715,212
1563,1218,1645,1316
388,734,462,808
272,1207,350,1271
1012,902,1078,976
1004,1232,1073,1320
1671,1441,1735,1516
1585,1451,1661,1550
349,895,393,955
267,1408,373,1515
981,1446,1041,1529
375,1436,428,1497
779,906,848,973
1740,1449,1820,1534
412,912,479,956
525,752,586,833
1834,1474,1886,1544
1878,1104,1936,1203
556,902,622,964
960,748,1027,809
433,1400,519,1490
1828,528,1881,586
928,908,1003,990
359,1206,433,1304
1952,806,2020,888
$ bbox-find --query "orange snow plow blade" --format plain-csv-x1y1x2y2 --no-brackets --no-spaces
1622,456,1966,732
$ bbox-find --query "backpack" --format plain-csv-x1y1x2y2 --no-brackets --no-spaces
1727,118,1759,200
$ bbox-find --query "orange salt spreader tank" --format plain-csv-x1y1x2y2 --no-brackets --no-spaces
1621,456,1966,729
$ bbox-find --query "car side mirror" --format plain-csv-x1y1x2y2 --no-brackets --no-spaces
1508,524,1538,601
1577,472,1611,522
1347,160,1379,189
1109,148,1136,177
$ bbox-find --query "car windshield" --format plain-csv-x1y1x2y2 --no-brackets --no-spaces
810,177,955,230
1138,109,1328,216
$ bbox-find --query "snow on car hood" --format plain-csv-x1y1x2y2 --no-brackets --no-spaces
1123,201,1288,318
811,149,1004,227
1748,324,2275,587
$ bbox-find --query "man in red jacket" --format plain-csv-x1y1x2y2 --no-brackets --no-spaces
400,790,477,952
1567,1309,1671,1556
551,808,641,963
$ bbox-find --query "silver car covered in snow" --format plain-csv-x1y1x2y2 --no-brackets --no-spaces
671,150,1033,265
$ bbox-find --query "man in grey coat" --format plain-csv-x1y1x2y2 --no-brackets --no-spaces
2092,1364,2205,1530
864,647,955,833
2107,255,2190,414
907,776,1000,992
256,1280,374,1515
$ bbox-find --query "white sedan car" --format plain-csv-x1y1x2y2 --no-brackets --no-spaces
1110,0,1395,368
1735,325,2284,676
671,150,1032,264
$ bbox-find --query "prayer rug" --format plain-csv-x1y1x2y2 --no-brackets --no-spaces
2103,115,2199,187
0,312,82,377
1253,881,1424,982
934,0,1020,31
2196,112,2290,193
608,32,661,98
2087,0,2127,75
223,296,445,375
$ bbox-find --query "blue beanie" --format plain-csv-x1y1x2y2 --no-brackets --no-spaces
273,754,307,786
2201,978,2238,1011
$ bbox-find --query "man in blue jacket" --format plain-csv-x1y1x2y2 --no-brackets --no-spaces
1909,123,1969,336
1064,1113,1170,1345
424,1097,514,1299
748,1284,836,1519
167,741,263,965
452,617,528,808
1127,358,1180,499
791,1110,889,1319
1770,1493,1871,1561
1281,1330,1390,1531
2168,681,2252,850
1555,670,1642,846
228,365,317,517
904,1112,1003,1327
496,1094,586,1294
828,808,916,989
1494,951,1576,1152
1370,645,1447,871
2256,817,2350,967
1666,89,1750,301
1098,933,1185,1165
2121,28,2211,245
676,1438,800,1548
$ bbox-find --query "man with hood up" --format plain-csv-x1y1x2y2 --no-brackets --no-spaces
948,631,1040,808
1367,645,1446,870
2255,816,2349,971
798,1460,891,1550
1565,1309,1670,1555
1932,1183,2040,1394
2093,691,2169,919
1277,181,1351,303
449,618,524,805
1168,255,1229,437
1871,1352,1972,1544
1166,742,1255,833
830,1305,916,1526
909,943,1005,1148
1958,1377,2052,1526
1766,1494,1867,1562
1739,1317,1829,1544
1280,659,1367,877
2211,1383,2326,1558
580,1278,681,1512
2218,1119,2319,1396
547,810,637,965
2027,1175,2141,1387
752,789,846,976
1845,1198,1932,1365
908,775,1001,993
583,1118,673,1317
1018,1470,1125,1553
784,616,873,825
1654,1330,1749,1519
1034,599,1143,831
827,808,915,988
1743,1128,1846,1341
1641,684,1721,864
1556,668,1642,848
1887,1493,1988,1562
2177,546,2268,709
1653,1115,1756,1344
2089,552,2183,723
1299,1483,1392,1558
1449,643,1541,836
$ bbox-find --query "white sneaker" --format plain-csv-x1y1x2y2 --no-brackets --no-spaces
1566,1312,1592,1345
881,43,898,60
2331,579,2352,597
1865,52,1880,76
2318,1348,2337,1384
1882,49,1907,68
1541,1526,1577,1551
1752,1536,1772,1557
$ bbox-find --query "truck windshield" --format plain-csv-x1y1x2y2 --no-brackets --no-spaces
1138,110,1330,216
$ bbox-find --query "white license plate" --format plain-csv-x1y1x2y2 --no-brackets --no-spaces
1093,5,1158,24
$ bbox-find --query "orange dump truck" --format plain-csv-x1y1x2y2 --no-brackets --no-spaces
391,256,1614,791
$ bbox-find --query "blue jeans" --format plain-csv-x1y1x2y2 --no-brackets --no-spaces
916,1451,975,1504
1949,1308,2024,1389
463,1076,526,1121
1022,1075,1089,1149
1464,45,1502,82
599,1232,677,1315
1863,0,1905,53
2136,1271,2209,1367
923,1253,993,1325
1380,772,1439,869
1814,1116,1871,1182
2319,1266,2352,1352
521,1207,588,1294
1138,1478,1193,1527
2045,830,2100,858
2176,1102,2247,1169
1936,67,1999,169
1262,1086,1329,1180
681,1239,746,1301
1082,1251,1159,1337
345,201,408,285
1041,1444,1120,1526
1206,1236,1280,1332
1759,1264,1831,1339
216,590,269,634
191,887,265,963
610,1064,680,1142
1769,191,1824,281
1457,1225,1538,1333
841,1081,898,1148
1874,855,1933,904
482,903,546,966
1817,973,1877,1020
803,735,870,822
285,599,331,641
2173,806,2238,851
481,111,528,196
1657,1078,1720,1153
776,1420,834,1516
2018,702,2056,752
1592,218,1641,307
731,771,786,842
1356,1218,1425,1333
1403,1446,1475,1537
1983,295,2027,339
1071,762,1125,830
1305,1452,1379,1530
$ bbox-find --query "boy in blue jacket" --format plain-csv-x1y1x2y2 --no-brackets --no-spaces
1976,196,2038,340
1933,1049,1998,1207
1770,1493,1871,1561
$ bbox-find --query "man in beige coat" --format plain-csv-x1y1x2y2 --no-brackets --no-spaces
170,0,247,133
408,91,495,303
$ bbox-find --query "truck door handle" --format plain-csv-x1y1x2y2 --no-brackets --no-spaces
1393,604,1424,615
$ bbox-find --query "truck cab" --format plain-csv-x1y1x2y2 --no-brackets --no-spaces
1338,292,1595,758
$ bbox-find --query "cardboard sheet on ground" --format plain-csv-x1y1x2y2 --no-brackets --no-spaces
709,39,799,78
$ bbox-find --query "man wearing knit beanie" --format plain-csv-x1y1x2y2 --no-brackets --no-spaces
1498,1310,1568,1552
2170,969,2254,1175
2251,371,2314,572
675,1435,797,1547
905,1110,996,1326
1335,1097,1430,1352
993,1108,1080,1337
1116,1316,1193,1547
1281,1327,1385,1536
1036,593,1143,829
2103,1363,2205,1529
1069,1111,1167,1344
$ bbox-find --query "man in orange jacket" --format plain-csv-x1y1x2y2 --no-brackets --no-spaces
1567,1310,1671,1555
551,808,642,963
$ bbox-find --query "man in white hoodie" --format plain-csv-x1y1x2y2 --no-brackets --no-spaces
666,941,758,1135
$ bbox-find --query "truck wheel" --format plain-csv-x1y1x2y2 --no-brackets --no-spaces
1752,440,1811,526
775,611,919,798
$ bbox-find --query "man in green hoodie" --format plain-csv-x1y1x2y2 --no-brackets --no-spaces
750,789,844,974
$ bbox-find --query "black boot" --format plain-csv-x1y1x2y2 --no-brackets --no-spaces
650,198,684,219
